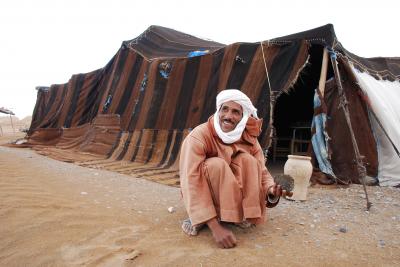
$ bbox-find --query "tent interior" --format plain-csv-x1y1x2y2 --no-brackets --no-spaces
269,44,334,164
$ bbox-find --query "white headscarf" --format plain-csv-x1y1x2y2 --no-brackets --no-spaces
213,89,258,144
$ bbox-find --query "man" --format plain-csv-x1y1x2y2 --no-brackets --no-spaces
179,89,290,249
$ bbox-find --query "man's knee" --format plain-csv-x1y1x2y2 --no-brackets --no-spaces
232,152,258,166
204,157,229,171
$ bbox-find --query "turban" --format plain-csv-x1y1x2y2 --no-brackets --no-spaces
213,89,258,144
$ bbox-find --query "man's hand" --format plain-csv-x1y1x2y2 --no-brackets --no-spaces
268,183,293,198
206,217,237,249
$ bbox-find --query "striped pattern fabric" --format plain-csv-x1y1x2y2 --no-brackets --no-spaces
24,24,399,186
26,26,310,185
30,25,310,134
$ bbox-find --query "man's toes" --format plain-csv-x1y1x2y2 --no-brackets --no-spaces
190,228,197,236
184,225,190,232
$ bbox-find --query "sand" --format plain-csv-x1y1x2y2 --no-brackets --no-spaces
0,132,399,266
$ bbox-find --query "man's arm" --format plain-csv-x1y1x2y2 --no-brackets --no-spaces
253,142,275,192
253,142,293,206
179,134,217,225
180,133,238,248
206,218,237,248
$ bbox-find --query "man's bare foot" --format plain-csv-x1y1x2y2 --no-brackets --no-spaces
207,217,237,248
181,218,204,236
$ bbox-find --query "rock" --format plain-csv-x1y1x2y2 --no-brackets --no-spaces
168,206,176,213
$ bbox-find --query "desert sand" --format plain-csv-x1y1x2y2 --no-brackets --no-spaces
0,129,399,266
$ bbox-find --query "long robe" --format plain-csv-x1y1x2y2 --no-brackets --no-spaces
179,115,275,226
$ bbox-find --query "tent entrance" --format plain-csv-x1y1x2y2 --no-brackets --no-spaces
269,45,332,163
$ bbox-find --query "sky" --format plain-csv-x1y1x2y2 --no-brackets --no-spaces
1,0,399,118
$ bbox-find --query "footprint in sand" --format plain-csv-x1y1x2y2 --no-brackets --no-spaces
59,225,148,266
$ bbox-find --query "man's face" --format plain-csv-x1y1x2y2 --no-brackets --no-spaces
218,101,243,132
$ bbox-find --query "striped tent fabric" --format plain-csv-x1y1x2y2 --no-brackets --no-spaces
23,25,309,186
17,24,400,186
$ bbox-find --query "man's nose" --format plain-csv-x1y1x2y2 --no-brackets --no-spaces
224,111,233,119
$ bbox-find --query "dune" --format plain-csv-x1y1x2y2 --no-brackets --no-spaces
0,116,31,138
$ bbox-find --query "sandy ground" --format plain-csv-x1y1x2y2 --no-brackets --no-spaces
1,132,400,266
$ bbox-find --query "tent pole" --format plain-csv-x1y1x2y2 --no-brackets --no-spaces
330,53,372,210
10,114,15,135
318,48,329,97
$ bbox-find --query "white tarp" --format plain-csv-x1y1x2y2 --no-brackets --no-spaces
351,66,400,186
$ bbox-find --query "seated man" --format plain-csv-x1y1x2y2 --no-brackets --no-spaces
179,89,290,249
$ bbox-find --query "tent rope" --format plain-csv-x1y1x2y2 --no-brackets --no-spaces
330,49,372,210
260,41,276,160
260,41,273,95
368,108,400,159
347,61,400,159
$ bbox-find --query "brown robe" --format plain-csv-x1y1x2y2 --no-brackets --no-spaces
179,115,275,226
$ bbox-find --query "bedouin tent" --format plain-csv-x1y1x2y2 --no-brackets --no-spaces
0,107,16,135
14,24,400,187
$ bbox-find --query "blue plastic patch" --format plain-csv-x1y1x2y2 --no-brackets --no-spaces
187,50,209,57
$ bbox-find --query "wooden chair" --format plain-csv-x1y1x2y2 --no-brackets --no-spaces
290,139,311,156
272,137,291,162
290,127,311,156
